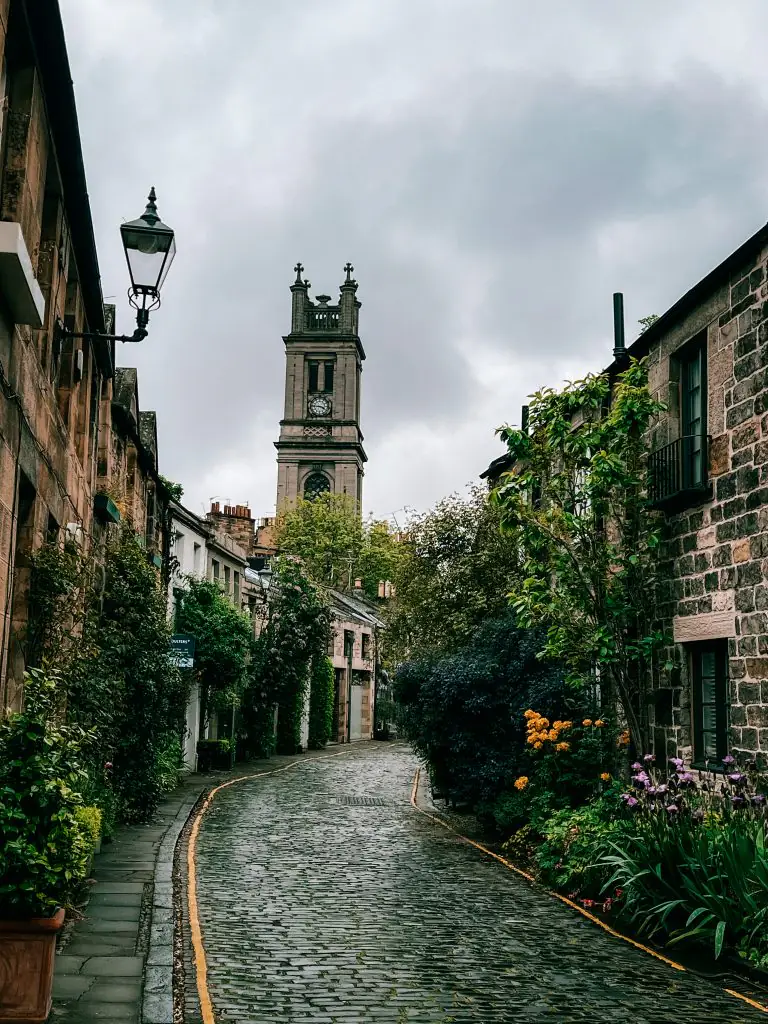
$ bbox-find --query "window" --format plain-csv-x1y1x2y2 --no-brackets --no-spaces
649,333,709,506
681,338,706,489
234,571,240,604
212,559,220,580
344,630,354,659
304,472,330,501
361,633,371,660
174,531,185,569
224,565,231,593
193,542,201,575
323,360,334,393
691,641,728,767
308,360,319,393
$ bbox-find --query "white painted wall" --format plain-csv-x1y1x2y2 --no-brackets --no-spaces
169,508,210,771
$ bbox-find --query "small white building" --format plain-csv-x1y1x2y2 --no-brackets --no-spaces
169,501,257,769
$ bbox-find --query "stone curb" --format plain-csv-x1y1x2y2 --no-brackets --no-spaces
141,792,201,1024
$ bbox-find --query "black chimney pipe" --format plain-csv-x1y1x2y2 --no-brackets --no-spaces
613,292,627,362
521,404,529,434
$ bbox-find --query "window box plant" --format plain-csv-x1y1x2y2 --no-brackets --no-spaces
0,670,92,1023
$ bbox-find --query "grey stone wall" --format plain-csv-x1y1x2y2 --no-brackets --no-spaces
647,244,768,760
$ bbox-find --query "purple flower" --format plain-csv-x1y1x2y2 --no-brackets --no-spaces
631,762,643,771
669,757,684,770
677,772,697,786
727,772,746,784
666,804,679,814
656,784,668,795
751,794,766,807
643,754,656,764
731,794,746,807
722,755,736,766
621,793,639,808
631,771,650,788
692,808,705,822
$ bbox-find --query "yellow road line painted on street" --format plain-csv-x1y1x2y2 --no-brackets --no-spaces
187,749,362,1024
409,768,768,1014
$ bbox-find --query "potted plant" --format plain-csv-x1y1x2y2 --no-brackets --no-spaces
0,669,92,1024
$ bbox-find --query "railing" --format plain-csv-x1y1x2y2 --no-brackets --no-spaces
648,434,709,506
305,308,340,331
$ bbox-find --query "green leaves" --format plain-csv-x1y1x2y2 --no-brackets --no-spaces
492,358,667,750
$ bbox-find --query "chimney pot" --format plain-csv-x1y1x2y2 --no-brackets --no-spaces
354,578,363,590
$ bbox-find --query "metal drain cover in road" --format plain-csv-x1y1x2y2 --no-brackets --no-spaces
333,795,389,806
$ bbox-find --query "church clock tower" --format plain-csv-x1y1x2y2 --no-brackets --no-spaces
275,263,366,509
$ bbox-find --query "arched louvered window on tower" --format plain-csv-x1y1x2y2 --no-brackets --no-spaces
304,472,331,501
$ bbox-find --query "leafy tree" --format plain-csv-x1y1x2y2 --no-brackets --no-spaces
307,656,335,749
275,492,401,598
386,485,520,663
394,615,565,809
491,358,666,752
174,577,252,732
249,559,331,754
159,475,184,501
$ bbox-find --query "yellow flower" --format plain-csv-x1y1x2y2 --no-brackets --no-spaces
548,729,559,742
600,772,611,782
533,741,543,750
539,717,550,728
594,719,606,728
514,776,529,791
556,742,570,752
561,721,573,730
582,719,593,727
617,729,630,747
524,710,536,719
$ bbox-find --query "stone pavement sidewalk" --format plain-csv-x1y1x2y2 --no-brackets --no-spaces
50,745,360,1024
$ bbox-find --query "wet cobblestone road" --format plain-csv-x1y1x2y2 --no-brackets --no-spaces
186,743,764,1023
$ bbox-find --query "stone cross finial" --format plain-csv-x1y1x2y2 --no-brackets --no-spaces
294,262,304,284
344,262,354,282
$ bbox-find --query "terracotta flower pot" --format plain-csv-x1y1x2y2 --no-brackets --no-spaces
0,908,65,1023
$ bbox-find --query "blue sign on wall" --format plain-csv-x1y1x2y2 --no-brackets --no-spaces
170,634,196,669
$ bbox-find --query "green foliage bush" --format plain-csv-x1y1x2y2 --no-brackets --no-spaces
73,806,102,850
308,656,335,749
394,614,565,809
174,577,251,720
248,559,331,755
28,527,188,827
0,670,92,917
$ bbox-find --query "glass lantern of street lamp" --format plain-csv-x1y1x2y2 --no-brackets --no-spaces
120,187,176,338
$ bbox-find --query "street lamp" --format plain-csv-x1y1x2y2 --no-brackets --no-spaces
56,187,176,346
119,188,176,340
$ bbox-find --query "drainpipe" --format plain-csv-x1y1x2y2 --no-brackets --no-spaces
346,639,353,743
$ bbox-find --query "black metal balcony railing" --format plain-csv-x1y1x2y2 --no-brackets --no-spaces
648,434,709,507
305,309,340,331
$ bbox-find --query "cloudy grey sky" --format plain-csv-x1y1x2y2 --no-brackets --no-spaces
61,0,768,522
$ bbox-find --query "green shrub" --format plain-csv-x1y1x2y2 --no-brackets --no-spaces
155,737,183,792
73,806,102,849
308,656,334,749
0,669,91,917
535,793,629,897
394,614,565,809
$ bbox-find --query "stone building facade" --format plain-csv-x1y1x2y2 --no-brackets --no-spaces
0,1,113,711
328,586,383,743
274,263,366,509
633,224,768,764
483,224,768,765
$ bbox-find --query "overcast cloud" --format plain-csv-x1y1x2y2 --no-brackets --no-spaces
60,0,768,522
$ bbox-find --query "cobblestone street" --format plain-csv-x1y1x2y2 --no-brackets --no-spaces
183,744,765,1023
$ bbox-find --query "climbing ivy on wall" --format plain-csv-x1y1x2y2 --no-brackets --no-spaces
308,656,335,749
27,525,186,826
250,559,331,755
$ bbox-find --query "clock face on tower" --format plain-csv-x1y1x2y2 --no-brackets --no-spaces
308,395,332,417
